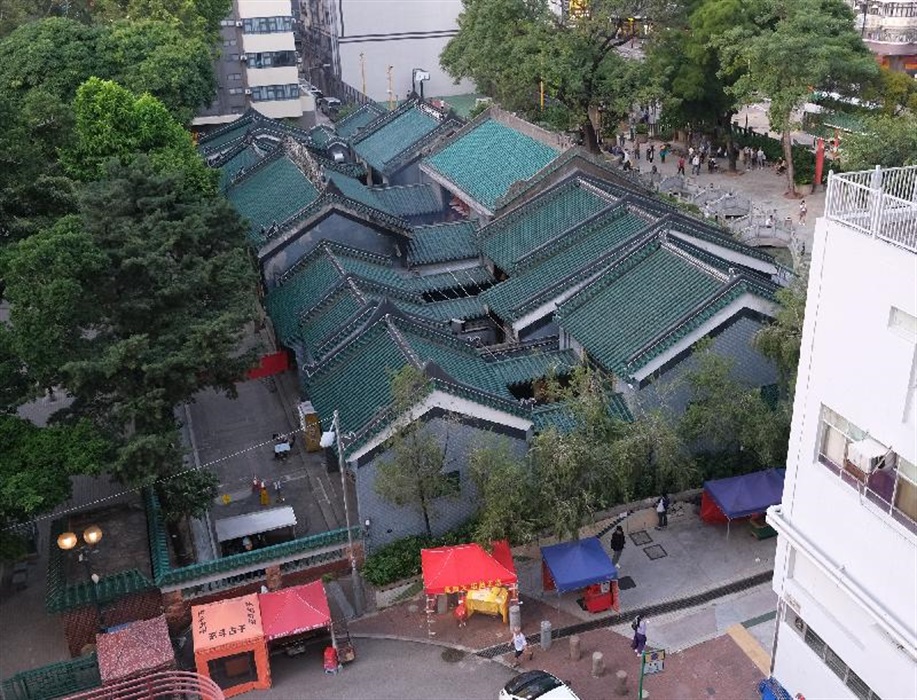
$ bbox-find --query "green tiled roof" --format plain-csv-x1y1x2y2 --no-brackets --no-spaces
218,144,265,190
424,118,559,210
336,103,387,139
532,393,633,433
326,171,395,216
409,265,494,294
199,112,258,153
555,242,726,376
489,349,578,387
404,330,509,397
482,209,649,321
226,155,320,243
667,217,776,264
394,295,485,322
480,179,615,272
353,104,441,173
265,253,343,343
298,285,366,358
408,221,479,266
309,124,337,147
373,184,441,217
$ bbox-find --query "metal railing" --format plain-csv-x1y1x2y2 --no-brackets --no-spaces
62,671,224,700
825,165,917,252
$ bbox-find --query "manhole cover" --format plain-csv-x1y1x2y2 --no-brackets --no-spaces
643,544,668,560
630,530,653,546
618,576,637,590
441,648,466,663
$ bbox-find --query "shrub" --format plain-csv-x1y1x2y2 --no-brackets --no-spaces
362,519,479,587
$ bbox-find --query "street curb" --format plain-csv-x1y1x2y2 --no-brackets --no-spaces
349,633,516,668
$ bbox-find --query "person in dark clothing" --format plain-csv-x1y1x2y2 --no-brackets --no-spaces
655,493,670,529
610,526,626,567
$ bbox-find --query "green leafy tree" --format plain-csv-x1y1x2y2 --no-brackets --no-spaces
647,0,759,169
719,0,878,192
63,77,215,192
2,157,257,497
531,364,628,540
98,20,217,122
679,345,790,472
441,0,670,152
755,268,808,397
92,0,230,40
0,414,111,525
840,114,917,170
374,366,458,538
157,468,220,523
469,434,539,544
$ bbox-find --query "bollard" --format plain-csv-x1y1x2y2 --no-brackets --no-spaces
615,670,628,696
540,620,552,650
569,634,581,661
437,594,448,615
509,605,521,632
591,651,605,677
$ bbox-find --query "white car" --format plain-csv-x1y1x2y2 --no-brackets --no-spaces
499,671,582,700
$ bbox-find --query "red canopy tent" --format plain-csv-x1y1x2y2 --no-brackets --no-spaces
421,541,518,634
258,581,332,641
421,541,517,594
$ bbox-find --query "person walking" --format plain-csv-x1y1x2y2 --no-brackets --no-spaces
655,493,670,529
677,156,686,176
610,526,626,567
646,144,655,163
511,628,531,667
631,615,648,655
799,199,808,225
691,154,701,176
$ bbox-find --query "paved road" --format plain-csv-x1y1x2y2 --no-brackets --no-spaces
244,638,515,700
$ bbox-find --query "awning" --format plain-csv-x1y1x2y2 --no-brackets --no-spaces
259,581,332,641
540,537,617,592
214,506,296,543
192,594,264,653
702,468,786,521
97,615,174,684
421,542,517,595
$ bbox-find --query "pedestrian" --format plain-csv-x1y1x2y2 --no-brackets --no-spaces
757,148,766,168
647,144,655,163
659,144,667,163
677,156,686,176
655,493,670,529
799,199,808,225
511,628,531,667
691,154,701,176
610,526,626,567
631,615,648,655
454,596,468,628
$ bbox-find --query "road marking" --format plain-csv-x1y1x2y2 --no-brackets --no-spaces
726,623,770,675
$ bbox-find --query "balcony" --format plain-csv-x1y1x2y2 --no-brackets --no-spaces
825,165,917,252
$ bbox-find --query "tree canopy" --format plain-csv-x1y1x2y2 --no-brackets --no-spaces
840,114,917,170
441,0,668,151
718,0,878,192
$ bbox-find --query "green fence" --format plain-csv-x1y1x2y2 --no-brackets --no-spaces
1,654,100,700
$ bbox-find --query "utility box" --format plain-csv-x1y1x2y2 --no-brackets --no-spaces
297,401,322,452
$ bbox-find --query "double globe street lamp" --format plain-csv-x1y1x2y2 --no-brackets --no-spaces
57,524,105,631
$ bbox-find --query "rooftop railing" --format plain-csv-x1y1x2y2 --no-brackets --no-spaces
824,165,917,253
62,671,224,700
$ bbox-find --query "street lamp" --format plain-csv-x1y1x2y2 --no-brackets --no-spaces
57,525,105,631
321,410,364,616
859,1,869,37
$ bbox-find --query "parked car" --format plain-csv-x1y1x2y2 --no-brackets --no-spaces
302,84,324,102
499,671,581,700
319,96,342,117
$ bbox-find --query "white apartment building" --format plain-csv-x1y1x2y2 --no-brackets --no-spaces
767,166,917,700
301,0,473,102
195,0,309,127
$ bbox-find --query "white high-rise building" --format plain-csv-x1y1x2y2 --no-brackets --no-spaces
767,166,917,700
195,0,308,127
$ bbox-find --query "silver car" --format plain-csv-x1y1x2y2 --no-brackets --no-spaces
499,671,582,700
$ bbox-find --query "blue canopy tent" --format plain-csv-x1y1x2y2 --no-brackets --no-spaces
700,468,786,536
540,537,619,613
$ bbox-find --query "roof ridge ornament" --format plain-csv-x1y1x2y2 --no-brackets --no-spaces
284,136,326,193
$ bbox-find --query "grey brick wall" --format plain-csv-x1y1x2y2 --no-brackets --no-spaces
355,417,527,552
631,315,779,415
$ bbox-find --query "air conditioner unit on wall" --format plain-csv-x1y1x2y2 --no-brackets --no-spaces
244,88,252,95
235,21,243,28
240,54,248,61
847,437,892,473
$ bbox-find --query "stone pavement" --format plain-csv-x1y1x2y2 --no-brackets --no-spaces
348,501,779,700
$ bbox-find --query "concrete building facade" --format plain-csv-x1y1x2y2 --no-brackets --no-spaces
195,0,310,127
301,0,473,101
767,166,917,700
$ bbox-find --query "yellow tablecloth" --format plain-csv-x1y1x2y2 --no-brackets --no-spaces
465,587,509,624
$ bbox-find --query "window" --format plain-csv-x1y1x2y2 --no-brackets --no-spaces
223,38,237,47
242,16,293,34
227,73,242,82
248,51,297,69
894,457,917,522
790,612,883,700
249,84,300,102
